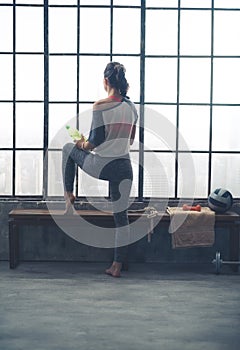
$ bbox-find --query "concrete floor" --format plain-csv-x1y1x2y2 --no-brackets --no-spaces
0,261,240,350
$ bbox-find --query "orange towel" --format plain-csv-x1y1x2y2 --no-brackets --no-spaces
167,206,215,248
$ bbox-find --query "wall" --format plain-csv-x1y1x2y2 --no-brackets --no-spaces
1,200,238,265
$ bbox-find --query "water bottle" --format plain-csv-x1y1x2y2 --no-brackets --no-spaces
65,125,86,141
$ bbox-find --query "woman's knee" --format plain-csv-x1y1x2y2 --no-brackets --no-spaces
62,142,75,155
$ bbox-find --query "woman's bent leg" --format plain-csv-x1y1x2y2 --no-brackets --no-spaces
62,143,76,193
62,143,88,213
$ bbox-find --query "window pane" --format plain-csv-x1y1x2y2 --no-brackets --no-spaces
79,56,110,102
49,0,76,4
211,154,240,197
146,10,178,55
16,103,44,148
215,0,240,8
179,106,210,151
212,106,240,151
16,0,43,3
0,103,13,148
214,11,240,55
78,171,108,197
49,8,77,53
213,58,240,104
145,105,177,151
180,10,211,55
147,104,176,127
181,0,211,7
16,55,44,100
178,153,209,198
146,0,178,7
48,151,63,197
113,56,140,102
0,151,12,195
49,56,77,101
15,151,43,195
143,152,175,198
16,7,44,52
80,8,110,54
80,0,109,4
78,103,93,114
144,105,177,151
114,0,140,5
113,8,140,54
179,58,211,103
49,104,77,149
145,58,177,103
0,55,13,100
0,6,13,51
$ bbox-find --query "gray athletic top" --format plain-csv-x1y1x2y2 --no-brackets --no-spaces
88,98,138,158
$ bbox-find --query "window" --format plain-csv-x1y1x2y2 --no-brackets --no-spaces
1,0,240,199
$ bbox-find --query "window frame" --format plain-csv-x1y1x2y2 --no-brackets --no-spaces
0,0,240,200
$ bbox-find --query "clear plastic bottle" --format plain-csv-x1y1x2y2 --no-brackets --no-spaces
65,125,86,141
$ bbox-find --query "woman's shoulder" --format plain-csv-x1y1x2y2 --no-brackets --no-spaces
93,97,114,111
93,97,126,111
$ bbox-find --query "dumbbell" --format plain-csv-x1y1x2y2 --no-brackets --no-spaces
212,251,240,274
182,204,201,212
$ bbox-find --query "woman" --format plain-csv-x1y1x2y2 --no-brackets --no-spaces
62,62,138,277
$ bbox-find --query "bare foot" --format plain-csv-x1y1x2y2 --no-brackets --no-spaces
105,261,122,278
64,192,76,215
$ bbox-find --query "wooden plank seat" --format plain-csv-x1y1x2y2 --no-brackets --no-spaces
8,208,240,271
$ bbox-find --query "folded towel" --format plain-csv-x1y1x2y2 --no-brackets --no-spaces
167,206,215,248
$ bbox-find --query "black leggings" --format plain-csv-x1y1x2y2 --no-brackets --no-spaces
62,143,133,262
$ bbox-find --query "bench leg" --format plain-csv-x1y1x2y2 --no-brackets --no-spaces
229,223,240,272
9,221,19,269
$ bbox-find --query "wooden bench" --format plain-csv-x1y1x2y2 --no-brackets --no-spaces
8,208,240,271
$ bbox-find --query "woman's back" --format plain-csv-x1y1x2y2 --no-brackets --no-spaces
89,98,138,158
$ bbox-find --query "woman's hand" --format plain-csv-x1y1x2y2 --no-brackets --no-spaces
75,135,85,149
75,136,94,151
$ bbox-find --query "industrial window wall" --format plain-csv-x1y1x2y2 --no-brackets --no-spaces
0,0,240,200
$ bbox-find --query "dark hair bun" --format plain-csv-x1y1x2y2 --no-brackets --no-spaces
104,62,129,97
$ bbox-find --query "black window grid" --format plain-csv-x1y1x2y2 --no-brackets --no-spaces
0,0,239,200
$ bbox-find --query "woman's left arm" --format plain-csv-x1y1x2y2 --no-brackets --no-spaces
75,107,105,151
